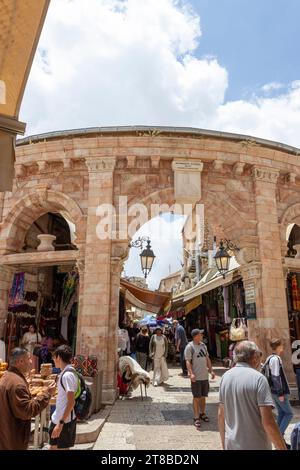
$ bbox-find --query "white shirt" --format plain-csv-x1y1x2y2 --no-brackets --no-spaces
51,366,78,424
21,332,42,355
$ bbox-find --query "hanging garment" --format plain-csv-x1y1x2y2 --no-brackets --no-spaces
234,283,245,316
291,274,300,310
223,286,231,323
61,316,69,341
60,272,79,316
8,273,25,307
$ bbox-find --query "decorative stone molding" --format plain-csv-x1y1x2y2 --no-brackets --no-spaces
63,159,73,170
37,161,47,173
213,160,224,172
233,162,245,176
15,164,26,178
85,157,116,173
151,156,160,169
235,246,259,265
252,167,280,184
111,242,130,261
239,262,262,282
126,155,136,169
240,138,258,149
285,172,297,184
76,258,85,276
280,202,300,226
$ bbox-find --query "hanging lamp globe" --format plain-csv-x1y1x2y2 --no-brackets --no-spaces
140,239,156,279
214,240,231,278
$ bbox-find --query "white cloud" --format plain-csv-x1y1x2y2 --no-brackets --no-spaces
20,0,228,134
261,82,284,93
19,0,300,287
211,81,300,146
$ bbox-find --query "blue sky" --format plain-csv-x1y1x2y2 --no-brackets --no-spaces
20,0,300,287
191,0,300,100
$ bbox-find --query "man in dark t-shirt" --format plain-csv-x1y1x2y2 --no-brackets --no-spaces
174,320,188,376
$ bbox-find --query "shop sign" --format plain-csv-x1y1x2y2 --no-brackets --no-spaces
245,282,255,304
245,303,257,320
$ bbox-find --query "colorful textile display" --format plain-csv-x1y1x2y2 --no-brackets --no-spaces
72,355,98,377
60,271,79,317
291,274,300,311
8,273,25,307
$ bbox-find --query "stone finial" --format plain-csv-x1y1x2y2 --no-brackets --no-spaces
85,157,116,172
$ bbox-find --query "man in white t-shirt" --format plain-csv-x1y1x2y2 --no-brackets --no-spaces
49,345,78,450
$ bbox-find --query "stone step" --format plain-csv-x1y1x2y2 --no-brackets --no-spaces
73,442,95,450
29,406,112,447
75,407,112,444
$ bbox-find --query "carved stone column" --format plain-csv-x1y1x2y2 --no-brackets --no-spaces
104,242,129,403
77,157,117,402
252,166,294,380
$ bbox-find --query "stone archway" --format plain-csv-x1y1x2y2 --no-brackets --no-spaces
0,189,86,254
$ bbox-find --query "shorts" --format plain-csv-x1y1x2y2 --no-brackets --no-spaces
191,380,209,398
49,419,77,449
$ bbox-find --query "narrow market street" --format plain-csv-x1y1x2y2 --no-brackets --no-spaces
94,365,300,451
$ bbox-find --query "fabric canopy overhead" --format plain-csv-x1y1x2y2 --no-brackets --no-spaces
120,279,171,315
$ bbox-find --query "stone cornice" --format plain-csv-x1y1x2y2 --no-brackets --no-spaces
252,167,280,184
85,157,116,173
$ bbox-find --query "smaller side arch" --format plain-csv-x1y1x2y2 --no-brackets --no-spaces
0,190,86,254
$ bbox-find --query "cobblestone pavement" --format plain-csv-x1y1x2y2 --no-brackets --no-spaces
94,365,300,450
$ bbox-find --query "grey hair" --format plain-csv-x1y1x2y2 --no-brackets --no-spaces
9,348,28,366
233,341,260,364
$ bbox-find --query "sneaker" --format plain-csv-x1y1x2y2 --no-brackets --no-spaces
153,381,158,387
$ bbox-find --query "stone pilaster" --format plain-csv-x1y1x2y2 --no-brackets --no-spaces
77,157,117,402
252,166,294,380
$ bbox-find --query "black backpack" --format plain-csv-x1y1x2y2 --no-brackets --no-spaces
261,354,275,387
60,367,92,420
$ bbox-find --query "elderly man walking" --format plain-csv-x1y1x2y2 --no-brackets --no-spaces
0,348,56,450
218,340,286,450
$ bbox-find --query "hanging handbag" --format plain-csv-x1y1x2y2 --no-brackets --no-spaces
229,318,246,342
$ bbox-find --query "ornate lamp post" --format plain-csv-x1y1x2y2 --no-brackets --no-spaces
129,236,156,279
214,239,240,278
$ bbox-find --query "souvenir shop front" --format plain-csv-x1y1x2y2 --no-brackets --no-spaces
286,272,300,345
3,264,79,364
171,270,247,361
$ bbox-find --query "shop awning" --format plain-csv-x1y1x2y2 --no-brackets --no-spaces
170,257,240,309
120,279,171,315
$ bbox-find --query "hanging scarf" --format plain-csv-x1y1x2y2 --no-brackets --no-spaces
8,273,25,307
60,272,79,316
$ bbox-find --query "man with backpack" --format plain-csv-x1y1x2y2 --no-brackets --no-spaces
185,329,215,429
49,345,79,450
262,338,294,447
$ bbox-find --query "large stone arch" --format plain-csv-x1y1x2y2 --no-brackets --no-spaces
0,189,86,254
279,203,300,257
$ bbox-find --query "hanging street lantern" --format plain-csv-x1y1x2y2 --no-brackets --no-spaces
129,236,156,279
214,240,232,278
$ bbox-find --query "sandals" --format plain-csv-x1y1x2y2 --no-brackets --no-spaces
194,418,201,429
199,413,210,422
